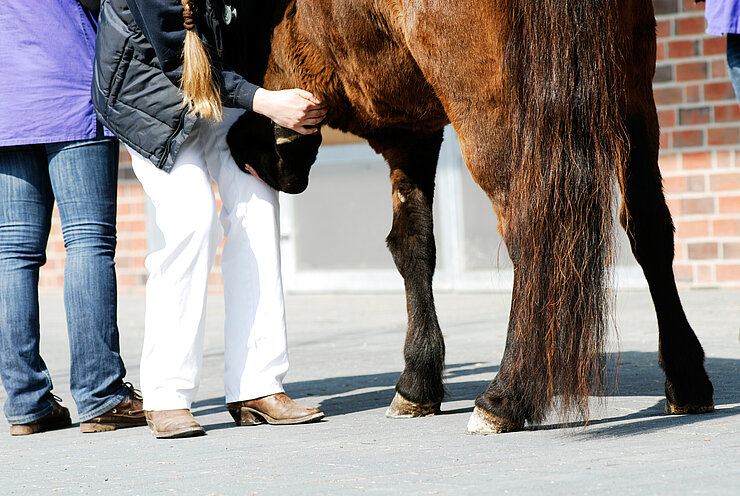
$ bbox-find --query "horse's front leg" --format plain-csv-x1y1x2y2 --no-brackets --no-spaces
368,129,446,417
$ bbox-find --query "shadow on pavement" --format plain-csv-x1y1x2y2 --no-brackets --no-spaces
573,404,740,438
191,352,738,433
604,351,740,406
293,362,498,416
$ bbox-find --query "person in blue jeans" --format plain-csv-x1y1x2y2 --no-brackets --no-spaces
0,2,146,435
703,1,740,98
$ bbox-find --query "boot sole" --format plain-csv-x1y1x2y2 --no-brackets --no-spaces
80,420,147,433
230,407,324,426
10,417,72,436
146,420,206,439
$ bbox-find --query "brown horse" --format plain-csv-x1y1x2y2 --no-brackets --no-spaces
224,0,715,433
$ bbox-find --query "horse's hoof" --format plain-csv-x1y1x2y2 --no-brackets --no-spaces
665,401,715,415
385,392,440,418
466,406,523,434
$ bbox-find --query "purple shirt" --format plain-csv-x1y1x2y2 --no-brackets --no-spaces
705,0,740,36
0,2,107,146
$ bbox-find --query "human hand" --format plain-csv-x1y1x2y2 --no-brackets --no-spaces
252,88,327,135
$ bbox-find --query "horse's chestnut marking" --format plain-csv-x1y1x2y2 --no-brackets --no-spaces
276,134,301,145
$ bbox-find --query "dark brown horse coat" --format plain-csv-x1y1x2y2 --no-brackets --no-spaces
227,0,714,433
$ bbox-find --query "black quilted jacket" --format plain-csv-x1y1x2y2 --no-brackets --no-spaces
92,0,260,172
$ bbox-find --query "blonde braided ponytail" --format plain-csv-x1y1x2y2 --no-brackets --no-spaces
180,0,222,121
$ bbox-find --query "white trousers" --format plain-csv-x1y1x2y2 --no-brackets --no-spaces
129,109,289,411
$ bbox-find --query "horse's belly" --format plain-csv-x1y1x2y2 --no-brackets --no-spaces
301,0,447,131
337,60,447,130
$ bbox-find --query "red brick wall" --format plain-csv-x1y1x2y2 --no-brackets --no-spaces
655,0,740,287
39,0,740,291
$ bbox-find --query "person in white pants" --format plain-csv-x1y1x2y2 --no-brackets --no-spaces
94,0,327,438
129,108,324,438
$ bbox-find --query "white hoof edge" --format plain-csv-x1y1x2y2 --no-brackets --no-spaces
385,392,440,418
466,406,523,434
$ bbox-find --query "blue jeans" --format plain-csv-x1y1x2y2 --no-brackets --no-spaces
0,139,128,424
727,34,740,102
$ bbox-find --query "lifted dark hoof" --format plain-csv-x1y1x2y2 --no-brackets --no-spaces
385,392,441,418
665,401,715,415
466,406,523,434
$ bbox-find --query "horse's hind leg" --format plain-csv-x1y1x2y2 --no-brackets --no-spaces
367,129,446,417
620,105,714,414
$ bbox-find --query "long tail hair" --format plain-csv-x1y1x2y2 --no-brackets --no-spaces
502,0,627,422
180,0,222,120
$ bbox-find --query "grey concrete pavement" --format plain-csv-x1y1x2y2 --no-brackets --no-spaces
0,290,738,495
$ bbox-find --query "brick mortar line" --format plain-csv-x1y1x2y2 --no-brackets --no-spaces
684,261,740,266
660,129,739,134
659,124,740,129
655,14,708,21
653,84,733,92
114,216,147,222
662,179,740,185
674,220,740,227
654,54,726,63
114,238,148,244
657,35,720,42
659,149,738,154
661,147,740,153
653,102,739,110
683,262,736,267
671,213,740,220
662,166,736,172
665,190,740,196
659,124,736,131
669,196,740,202
676,235,740,242
657,103,735,110
654,74,731,80
653,89,734,95
654,75,730,85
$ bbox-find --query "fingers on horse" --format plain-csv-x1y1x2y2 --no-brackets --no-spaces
295,88,321,104
294,126,319,135
304,109,327,120
301,115,325,126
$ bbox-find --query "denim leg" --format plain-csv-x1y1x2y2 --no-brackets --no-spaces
47,139,128,421
0,145,58,424
726,34,740,103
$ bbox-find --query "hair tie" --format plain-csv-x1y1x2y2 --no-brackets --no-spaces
183,5,196,30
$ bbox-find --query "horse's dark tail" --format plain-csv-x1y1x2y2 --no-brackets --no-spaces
501,0,628,422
